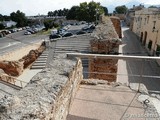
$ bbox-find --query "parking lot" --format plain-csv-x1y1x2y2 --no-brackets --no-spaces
49,23,95,40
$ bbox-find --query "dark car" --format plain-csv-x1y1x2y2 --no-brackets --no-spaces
49,34,61,39
76,30,86,35
24,31,31,35
82,24,95,31
62,32,73,37
82,26,89,31
0,32,3,38
27,29,35,34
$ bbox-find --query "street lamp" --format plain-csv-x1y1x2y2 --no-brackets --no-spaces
95,8,99,25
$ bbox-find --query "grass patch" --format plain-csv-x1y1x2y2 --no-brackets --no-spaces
36,29,51,35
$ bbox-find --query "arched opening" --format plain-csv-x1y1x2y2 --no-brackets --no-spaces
156,45,160,56
143,31,147,46
140,32,143,42
148,40,152,50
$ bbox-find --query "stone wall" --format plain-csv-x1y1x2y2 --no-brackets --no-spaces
89,16,121,82
0,54,83,120
0,42,45,77
110,16,122,38
89,59,118,82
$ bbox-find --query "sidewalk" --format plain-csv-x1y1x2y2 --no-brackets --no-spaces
16,69,42,87
67,83,159,120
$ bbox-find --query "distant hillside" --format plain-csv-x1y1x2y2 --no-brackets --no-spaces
107,1,156,13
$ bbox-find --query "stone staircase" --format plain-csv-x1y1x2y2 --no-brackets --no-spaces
31,50,49,69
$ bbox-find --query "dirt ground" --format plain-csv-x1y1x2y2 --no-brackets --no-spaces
0,42,42,61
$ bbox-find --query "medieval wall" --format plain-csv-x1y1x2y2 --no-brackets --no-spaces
0,54,83,120
89,16,121,82
110,16,122,38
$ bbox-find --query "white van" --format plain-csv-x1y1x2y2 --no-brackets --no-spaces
51,29,58,35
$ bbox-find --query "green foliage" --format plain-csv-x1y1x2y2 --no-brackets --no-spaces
148,5,157,8
0,23,5,30
0,14,4,21
48,8,69,17
66,6,80,20
102,6,108,15
10,10,27,27
0,14,11,21
43,20,59,30
115,5,128,14
66,1,105,22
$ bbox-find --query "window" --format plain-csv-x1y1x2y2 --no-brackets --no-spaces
156,45,160,56
147,16,149,23
153,21,156,30
144,18,146,25
148,40,152,50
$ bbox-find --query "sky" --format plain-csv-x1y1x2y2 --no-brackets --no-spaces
0,0,160,16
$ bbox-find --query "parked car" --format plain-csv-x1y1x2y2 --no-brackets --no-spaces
0,32,3,38
62,32,73,37
76,30,86,35
24,31,31,35
32,28,39,33
58,28,66,35
49,34,61,39
82,24,95,31
9,29,15,33
27,29,35,34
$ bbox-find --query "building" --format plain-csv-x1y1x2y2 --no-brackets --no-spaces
125,4,144,29
132,8,160,56
2,20,17,28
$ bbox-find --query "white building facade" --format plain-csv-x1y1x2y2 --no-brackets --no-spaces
132,8,160,56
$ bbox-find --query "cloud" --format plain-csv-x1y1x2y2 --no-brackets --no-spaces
0,0,160,16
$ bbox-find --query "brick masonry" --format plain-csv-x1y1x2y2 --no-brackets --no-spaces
88,16,121,82
110,16,122,38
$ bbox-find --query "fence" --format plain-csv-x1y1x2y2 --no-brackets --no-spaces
0,73,27,89
67,53,160,94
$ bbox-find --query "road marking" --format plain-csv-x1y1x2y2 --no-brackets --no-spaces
0,42,20,50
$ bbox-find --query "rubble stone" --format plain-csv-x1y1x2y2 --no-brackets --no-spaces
0,54,83,120
89,16,121,82
110,16,122,38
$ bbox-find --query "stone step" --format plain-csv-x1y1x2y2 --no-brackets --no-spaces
33,61,46,63
39,56,48,58
32,63,46,66
41,53,48,55
37,58,47,61
31,66,46,69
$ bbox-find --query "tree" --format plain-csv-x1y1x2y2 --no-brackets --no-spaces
0,14,4,21
66,1,105,22
3,15,11,21
0,23,5,30
48,11,54,17
148,5,157,8
115,5,128,14
10,10,27,27
43,20,59,30
66,6,80,20
102,6,108,15
48,8,69,17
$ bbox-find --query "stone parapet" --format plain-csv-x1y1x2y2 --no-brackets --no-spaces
110,16,122,38
0,54,83,120
89,16,121,81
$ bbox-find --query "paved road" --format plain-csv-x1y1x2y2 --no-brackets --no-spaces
67,24,87,34
0,31,48,55
118,26,160,94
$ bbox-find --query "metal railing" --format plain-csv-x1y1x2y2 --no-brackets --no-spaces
0,73,27,88
67,53,160,94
